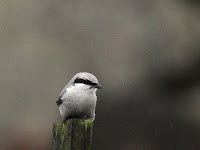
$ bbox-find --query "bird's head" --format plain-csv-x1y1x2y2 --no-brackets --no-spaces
69,72,102,92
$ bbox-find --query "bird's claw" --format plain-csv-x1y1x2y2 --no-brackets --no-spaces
62,116,87,124
81,116,87,122
62,118,67,124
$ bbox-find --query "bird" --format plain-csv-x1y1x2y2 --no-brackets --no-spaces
56,72,102,123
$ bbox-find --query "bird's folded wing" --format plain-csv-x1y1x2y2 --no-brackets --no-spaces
56,97,63,106
57,84,68,106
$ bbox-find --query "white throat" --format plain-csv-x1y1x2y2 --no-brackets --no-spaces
73,83,96,95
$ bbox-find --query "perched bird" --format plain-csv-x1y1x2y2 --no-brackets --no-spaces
56,72,102,122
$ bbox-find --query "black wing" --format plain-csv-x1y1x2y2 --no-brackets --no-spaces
56,96,63,106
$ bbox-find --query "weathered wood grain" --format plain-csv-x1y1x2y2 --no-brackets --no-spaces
53,119,93,150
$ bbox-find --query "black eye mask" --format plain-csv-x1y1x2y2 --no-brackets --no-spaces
74,78,98,86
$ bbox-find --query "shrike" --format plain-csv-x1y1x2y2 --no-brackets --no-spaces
56,72,102,122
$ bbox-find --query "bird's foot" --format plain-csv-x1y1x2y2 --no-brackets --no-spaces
62,116,87,123
80,116,87,122
62,118,67,124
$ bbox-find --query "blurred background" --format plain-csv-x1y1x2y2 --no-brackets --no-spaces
0,0,200,150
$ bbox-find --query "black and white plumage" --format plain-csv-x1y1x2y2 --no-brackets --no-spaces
56,72,102,122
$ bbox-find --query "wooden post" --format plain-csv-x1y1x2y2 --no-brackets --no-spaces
52,119,93,150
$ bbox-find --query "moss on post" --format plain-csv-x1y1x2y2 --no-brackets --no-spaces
52,119,93,150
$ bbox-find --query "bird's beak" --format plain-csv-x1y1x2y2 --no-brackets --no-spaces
93,83,102,89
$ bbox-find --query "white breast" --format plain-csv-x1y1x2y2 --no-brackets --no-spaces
59,84,97,119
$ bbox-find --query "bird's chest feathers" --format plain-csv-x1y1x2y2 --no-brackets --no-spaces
67,85,96,104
